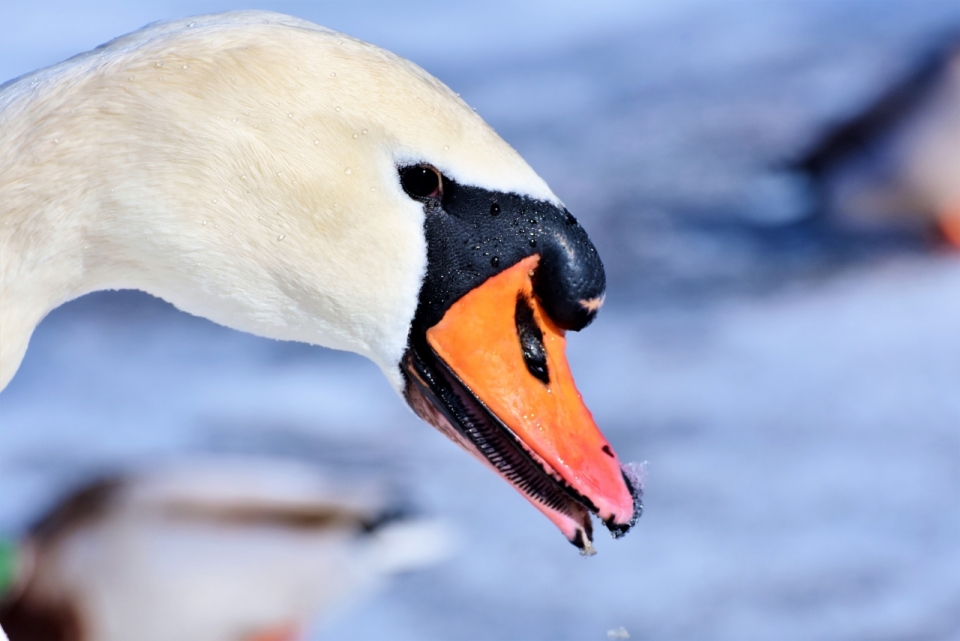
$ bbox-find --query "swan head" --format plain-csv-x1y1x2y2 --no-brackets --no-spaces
397,172,640,552
1,11,639,551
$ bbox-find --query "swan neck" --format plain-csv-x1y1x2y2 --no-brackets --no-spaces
0,63,420,394
0,86,116,390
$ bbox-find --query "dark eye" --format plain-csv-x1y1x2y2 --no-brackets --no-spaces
400,164,442,200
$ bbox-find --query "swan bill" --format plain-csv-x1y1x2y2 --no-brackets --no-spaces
402,256,639,550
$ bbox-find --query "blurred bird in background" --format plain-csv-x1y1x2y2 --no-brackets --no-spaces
0,457,450,641
791,34,960,246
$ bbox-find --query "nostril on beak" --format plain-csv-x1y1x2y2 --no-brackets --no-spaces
515,295,550,384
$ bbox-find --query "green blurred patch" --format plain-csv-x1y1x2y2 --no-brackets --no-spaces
0,539,17,596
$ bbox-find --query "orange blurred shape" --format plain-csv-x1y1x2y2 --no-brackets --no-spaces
245,623,299,641
940,204,960,248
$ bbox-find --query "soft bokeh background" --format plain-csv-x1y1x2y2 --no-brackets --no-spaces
2,1,960,639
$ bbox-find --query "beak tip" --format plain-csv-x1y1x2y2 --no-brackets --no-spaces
601,462,646,539
603,510,640,539
571,525,597,556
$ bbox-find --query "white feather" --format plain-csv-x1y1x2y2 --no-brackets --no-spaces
0,11,560,392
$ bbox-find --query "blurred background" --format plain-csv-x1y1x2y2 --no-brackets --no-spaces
2,0,960,639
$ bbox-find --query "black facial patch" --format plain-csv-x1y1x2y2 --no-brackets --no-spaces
515,295,549,385
408,172,605,336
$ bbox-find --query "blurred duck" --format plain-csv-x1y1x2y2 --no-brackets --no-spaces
0,11,640,556
794,35,960,245
0,457,451,641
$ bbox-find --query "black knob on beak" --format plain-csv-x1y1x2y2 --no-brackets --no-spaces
408,169,607,335
533,210,606,331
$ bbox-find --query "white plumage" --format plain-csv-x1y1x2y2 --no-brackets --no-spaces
0,11,558,393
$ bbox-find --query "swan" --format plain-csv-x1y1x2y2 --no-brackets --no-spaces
794,35,960,245
0,457,452,641
0,11,640,558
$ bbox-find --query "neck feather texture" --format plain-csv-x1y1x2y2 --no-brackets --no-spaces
0,16,433,393
0,11,560,394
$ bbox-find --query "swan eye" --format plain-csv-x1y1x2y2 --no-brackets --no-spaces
400,165,442,200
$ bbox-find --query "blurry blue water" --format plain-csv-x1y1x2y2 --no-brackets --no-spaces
1,1,959,639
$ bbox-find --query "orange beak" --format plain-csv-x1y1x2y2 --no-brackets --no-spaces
405,255,638,551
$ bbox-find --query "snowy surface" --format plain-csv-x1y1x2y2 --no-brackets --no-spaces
2,1,959,640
